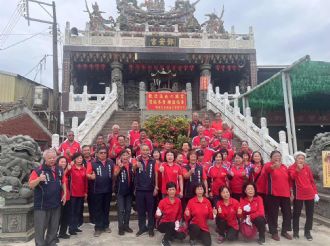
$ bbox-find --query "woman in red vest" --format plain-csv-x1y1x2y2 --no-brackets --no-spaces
264,150,292,241
184,183,214,246
240,182,266,245
215,186,241,243
289,151,318,241
228,152,248,201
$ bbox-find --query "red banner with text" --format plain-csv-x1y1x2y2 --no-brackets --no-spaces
146,92,187,111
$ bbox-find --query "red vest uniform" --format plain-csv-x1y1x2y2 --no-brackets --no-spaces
216,198,240,230
156,197,182,223
264,162,291,198
239,196,265,221
160,163,182,195
208,164,228,196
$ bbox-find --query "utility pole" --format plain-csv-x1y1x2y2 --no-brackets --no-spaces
22,0,60,134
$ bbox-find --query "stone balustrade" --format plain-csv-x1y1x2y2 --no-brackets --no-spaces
69,85,111,114
207,84,294,164
65,22,254,50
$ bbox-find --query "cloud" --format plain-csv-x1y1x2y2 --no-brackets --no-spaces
0,0,329,88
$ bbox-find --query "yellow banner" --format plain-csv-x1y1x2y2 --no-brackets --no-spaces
322,151,330,187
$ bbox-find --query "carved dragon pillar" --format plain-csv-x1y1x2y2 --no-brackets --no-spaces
199,64,212,109
111,61,124,109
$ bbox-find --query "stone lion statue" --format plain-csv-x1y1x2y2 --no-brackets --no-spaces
0,135,42,202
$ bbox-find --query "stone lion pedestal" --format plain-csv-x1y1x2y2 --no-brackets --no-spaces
0,202,34,242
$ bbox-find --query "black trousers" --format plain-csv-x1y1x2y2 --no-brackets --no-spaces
252,216,266,240
215,217,238,241
189,224,211,246
117,194,132,229
87,191,95,223
258,193,267,220
69,196,84,231
293,199,314,234
158,222,186,241
93,192,112,231
58,200,70,236
136,190,155,231
266,195,292,235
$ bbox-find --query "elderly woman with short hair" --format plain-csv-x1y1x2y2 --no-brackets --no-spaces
289,151,318,241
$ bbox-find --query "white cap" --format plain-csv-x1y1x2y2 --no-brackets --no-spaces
293,151,306,160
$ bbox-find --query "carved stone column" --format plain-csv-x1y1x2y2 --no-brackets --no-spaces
111,61,124,109
199,64,212,109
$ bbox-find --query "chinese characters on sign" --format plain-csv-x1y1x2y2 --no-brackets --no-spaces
146,92,187,111
146,36,179,47
200,75,210,91
322,151,330,188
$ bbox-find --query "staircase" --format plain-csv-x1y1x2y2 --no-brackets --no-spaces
98,110,140,138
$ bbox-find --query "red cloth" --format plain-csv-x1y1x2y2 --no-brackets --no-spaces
182,164,207,181
156,197,182,223
222,130,233,140
211,120,223,131
133,138,153,156
199,147,215,164
109,145,126,159
184,196,214,232
229,165,247,194
68,164,87,197
160,163,182,195
58,140,81,162
249,164,266,194
203,128,215,139
264,162,291,198
216,198,240,230
108,133,119,150
192,136,210,149
182,152,189,165
289,163,317,200
239,196,265,220
208,164,228,196
128,130,140,146
210,138,221,150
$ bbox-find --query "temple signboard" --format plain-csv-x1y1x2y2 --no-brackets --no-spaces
146,92,187,111
146,36,179,47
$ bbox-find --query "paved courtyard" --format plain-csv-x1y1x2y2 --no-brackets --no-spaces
2,219,330,246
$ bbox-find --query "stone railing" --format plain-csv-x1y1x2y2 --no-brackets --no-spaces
69,85,111,114
139,82,193,124
73,83,118,145
65,22,254,50
207,84,294,164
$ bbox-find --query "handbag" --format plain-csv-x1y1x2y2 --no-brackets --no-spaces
240,220,257,239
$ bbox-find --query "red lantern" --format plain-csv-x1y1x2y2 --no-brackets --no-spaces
135,64,140,71
129,64,134,72
100,64,106,71
160,64,165,70
227,65,231,71
232,65,237,71
178,65,183,71
89,64,94,71
220,65,225,71
166,65,171,71
154,65,159,71
82,64,88,70
215,64,220,71
94,64,100,71
141,64,146,71
171,65,176,71
76,64,82,70
189,64,194,71
147,65,152,71
184,65,188,71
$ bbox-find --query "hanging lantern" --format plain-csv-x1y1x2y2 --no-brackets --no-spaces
166,64,171,71
76,64,82,70
100,64,106,71
82,64,88,70
189,64,194,71
154,65,159,71
94,64,100,71
227,65,231,71
147,65,153,71
171,65,177,71
135,64,141,71
89,64,94,71
215,64,221,71
129,64,134,72
178,65,183,71
221,65,225,71
160,64,165,70
141,64,146,71
232,65,237,71
184,65,188,71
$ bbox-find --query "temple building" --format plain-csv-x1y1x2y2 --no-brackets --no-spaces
62,0,256,119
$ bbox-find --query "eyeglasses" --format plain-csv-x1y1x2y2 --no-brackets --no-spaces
99,152,107,154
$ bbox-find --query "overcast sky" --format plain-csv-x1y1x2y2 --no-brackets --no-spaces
0,0,329,89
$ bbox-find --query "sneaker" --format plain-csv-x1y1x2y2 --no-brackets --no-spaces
69,230,77,235
124,227,133,233
136,228,148,237
217,235,225,244
189,240,196,246
149,229,155,237
94,230,102,237
55,237,59,243
161,238,171,246
281,232,293,240
58,234,70,239
293,232,299,239
271,234,280,241
75,228,82,232
304,231,313,241
103,227,112,233
257,237,265,245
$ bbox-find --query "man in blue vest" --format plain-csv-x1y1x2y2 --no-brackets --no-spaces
134,144,159,237
29,149,66,246
86,147,114,237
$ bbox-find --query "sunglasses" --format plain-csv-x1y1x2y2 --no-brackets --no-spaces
99,152,107,154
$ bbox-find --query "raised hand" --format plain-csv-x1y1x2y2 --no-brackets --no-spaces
39,171,46,182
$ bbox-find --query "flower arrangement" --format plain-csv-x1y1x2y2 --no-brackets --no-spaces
143,115,190,150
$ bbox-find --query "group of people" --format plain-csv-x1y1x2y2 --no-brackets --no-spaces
28,112,319,246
